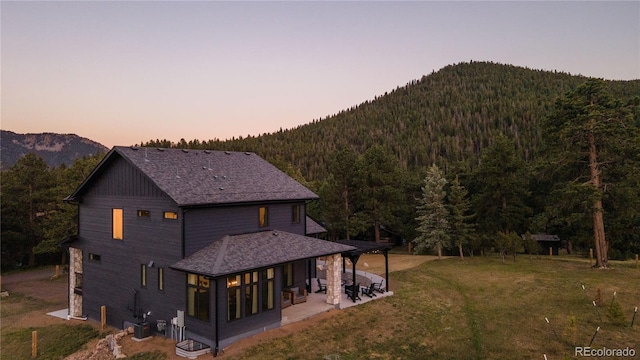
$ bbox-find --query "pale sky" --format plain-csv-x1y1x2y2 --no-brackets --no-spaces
2,1,639,148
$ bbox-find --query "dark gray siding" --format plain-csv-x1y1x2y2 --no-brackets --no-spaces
184,202,306,256
79,194,184,330
77,155,186,332
85,157,166,198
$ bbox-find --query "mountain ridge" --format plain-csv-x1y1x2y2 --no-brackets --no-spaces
141,61,640,180
1,130,108,169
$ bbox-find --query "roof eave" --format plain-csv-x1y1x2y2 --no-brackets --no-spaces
169,246,354,279
178,196,319,208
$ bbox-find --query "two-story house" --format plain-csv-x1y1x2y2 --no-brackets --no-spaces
63,146,354,354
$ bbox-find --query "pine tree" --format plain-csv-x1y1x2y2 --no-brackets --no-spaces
545,79,637,268
447,175,475,259
414,165,450,258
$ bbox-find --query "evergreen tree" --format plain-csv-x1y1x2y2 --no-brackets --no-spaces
355,146,404,242
414,165,450,258
545,79,638,267
37,154,103,258
447,175,475,259
472,135,531,237
0,154,55,268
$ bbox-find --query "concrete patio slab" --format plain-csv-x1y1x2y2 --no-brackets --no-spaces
281,279,393,326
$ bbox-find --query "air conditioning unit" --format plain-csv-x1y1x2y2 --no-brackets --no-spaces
133,322,151,339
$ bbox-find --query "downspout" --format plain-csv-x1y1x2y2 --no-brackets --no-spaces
213,278,220,357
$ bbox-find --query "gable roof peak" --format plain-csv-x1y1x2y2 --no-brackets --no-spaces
67,146,317,206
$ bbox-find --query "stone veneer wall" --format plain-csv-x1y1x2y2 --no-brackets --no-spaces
69,247,83,317
325,254,342,306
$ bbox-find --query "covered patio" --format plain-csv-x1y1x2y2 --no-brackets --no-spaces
336,240,393,302
282,274,394,326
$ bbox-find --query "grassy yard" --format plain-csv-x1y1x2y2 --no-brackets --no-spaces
225,256,640,360
0,288,101,360
1,324,102,360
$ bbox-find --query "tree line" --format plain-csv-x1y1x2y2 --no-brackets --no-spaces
2,63,639,269
1,154,103,270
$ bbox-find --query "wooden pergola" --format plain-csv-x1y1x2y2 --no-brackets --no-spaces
336,240,393,302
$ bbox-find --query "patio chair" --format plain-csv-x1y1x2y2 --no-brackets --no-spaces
285,287,307,304
316,278,327,293
281,291,292,309
345,283,361,301
372,280,385,293
361,283,377,298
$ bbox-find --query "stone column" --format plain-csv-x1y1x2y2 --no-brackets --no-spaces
69,247,83,317
326,253,342,306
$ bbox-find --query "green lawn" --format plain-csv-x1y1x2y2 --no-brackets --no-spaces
226,256,640,360
0,324,102,360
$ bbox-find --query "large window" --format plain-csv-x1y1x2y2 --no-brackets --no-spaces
258,207,268,228
262,268,275,311
245,272,258,316
227,275,241,321
112,208,123,240
227,268,275,322
292,205,300,224
187,274,210,321
283,263,293,287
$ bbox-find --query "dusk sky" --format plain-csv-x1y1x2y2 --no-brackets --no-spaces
2,1,639,148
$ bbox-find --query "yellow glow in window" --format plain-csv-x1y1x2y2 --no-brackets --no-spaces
113,209,123,240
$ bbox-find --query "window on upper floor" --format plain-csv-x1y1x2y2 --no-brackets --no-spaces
112,209,123,240
292,205,301,224
163,211,178,220
259,207,269,228
137,210,150,218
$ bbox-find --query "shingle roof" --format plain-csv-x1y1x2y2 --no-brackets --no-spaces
69,146,318,206
305,216,327,235
520,234,560,241
170,230,355,278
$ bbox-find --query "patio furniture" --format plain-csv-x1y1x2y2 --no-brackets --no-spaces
281,291,292,309
285,287,307,305
361,283,377,298
345,283,361,301
316,278,327,293
372,280,385,293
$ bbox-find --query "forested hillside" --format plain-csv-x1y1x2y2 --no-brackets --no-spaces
140,62,640,262
142,61,640,180
3,62,638,270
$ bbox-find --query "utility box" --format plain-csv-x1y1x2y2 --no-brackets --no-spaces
134,322,151,339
